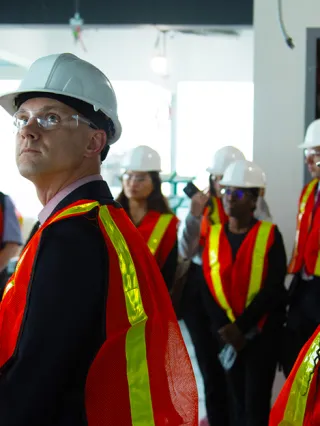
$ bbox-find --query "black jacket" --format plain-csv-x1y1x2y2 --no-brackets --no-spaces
0,181,117,426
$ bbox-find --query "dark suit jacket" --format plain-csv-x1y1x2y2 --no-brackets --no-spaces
0,181,118,426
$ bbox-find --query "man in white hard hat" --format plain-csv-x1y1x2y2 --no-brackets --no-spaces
283,118,320,376
0,53,198,426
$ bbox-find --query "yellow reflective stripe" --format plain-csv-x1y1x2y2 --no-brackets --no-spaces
299,179,318,214
208,224,235,322
44,200,155,424
289,179,318,273
281,332,320,425
210,197,221,224
298,180,320,276
51,201,100,223
99,205,155,426
246,222,273,307
2,280,14,299
2,248,29,301
147,214,173,255
314,254,320,277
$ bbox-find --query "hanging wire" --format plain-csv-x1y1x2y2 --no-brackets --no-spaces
153,30,168,56
277,0,295,49
162,31,167,57
154,31,161,50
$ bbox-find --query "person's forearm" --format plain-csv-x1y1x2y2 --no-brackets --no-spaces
179,213,201,260
0,243,20,272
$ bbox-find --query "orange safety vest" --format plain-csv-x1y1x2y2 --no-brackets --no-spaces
202,221,275,324
270,325,320,426
137,211,179,269
288,179,320,276
0,200,198,425
199,196,228,247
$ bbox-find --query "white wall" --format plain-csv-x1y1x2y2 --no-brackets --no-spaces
0,27,253,87
253,0,320,402
253,0,319,255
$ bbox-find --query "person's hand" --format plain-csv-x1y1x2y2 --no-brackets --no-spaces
190,190,210,218
218,323,246,352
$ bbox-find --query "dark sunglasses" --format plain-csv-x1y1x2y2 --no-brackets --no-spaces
221,188,246,200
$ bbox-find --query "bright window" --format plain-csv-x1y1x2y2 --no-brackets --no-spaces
102,81,172,198
176,81,254,191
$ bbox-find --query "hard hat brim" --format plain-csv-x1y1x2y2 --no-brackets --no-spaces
298,141,319,149
219,178,266,188
123,168,162,173
0,89,121,144
206,167,224,175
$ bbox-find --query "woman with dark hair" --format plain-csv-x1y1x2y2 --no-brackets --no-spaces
202,159,287,426
117,145,179,291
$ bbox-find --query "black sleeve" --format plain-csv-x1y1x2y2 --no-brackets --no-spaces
161,240,178,292
0,215,108,426
200,274,231,332
235,226,287,333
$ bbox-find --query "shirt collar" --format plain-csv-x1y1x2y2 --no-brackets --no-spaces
38,174,103,225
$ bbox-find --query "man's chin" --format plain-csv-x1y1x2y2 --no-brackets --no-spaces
17,165,39,181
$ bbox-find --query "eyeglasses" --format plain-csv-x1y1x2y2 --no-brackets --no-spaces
13,110,98,132
221,188,246,200
122,173,149,183
304,148,320,158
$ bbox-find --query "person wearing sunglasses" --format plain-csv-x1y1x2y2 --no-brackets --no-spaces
0,54,198,426
282,118,320,379
202,159,287,426
117,145,179,292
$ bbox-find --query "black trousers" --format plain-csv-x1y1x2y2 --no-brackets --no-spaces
225,325,280,426
181,262,229,426
281,275,320,377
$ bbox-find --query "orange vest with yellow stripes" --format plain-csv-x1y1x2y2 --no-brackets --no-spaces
137,211,179,269
199,196,228,247
202,221,274,324
288,179,320,276
270,325,320,426
0,200,198,425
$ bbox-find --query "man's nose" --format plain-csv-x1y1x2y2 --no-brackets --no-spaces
19,118,40,139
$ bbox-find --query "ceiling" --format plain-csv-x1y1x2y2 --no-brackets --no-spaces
0,0,253,26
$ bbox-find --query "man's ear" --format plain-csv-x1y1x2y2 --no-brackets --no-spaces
85,130,107,158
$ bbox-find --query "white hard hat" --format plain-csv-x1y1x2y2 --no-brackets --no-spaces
206,146,245,175
122,145,161,172
298,119,320,149
220,159,266,188
0,53,121,144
